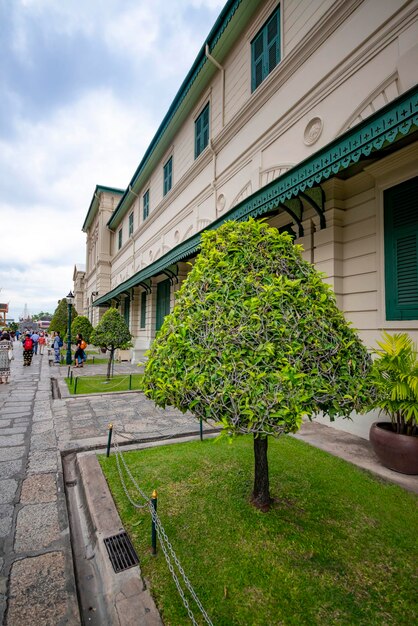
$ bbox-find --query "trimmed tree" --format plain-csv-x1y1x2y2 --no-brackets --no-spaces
143,219,373,510
71,316,94,344
90,308,132,379
49,299,78,338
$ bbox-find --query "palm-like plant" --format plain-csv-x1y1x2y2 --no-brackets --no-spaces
369,332,418,436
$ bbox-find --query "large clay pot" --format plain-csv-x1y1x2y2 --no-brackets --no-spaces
369,422,418,475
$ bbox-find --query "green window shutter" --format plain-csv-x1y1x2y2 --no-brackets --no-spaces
195,103,210,159
124,296,130,327
118,228,122,250
140,291,147,328
251,7,280,92
156,279,171,331
143,190,149,220
384,176,418,320
163,157,172,196
129,212,134,236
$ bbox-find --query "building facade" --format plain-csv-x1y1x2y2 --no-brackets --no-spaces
80,0,418,438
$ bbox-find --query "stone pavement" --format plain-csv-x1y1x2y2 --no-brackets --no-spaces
0,346,79,625
1,346,417,625
0,348,212,625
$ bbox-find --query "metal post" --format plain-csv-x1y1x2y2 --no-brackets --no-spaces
106,423,113,457
70,370,73,385
129,374,132,390
93,356,95,364
151,490,158,555
66,301,72,365
74,377,78,395
67,366,70,378
200,418,203,441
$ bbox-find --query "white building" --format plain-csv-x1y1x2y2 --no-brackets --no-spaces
81,0,418,438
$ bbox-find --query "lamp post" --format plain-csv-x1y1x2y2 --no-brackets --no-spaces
65,290,75,365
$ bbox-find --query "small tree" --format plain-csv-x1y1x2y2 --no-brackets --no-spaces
143,219,372,510
90,308,132,379
49,299,78,338
71,316,94,344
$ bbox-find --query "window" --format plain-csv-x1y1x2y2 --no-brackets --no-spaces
140,291,147,329
143,190,149,221
118,228,122,250
124,296,130,327
129,211,134,236
384,176,418,320
156,279,171,330
195,103,209,159
163,157,172,196
251,7,281,92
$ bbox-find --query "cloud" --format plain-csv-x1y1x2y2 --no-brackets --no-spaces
0,0,226,319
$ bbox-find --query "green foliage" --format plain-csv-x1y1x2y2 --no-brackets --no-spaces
144,219,372,437
101,437,418,626
49,299,78,337
367,332,418,436
90,308,132,378
32,311,53,321
71,315,94,343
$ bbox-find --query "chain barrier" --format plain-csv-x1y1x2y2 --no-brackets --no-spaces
72,374,141,393
112,431,214,626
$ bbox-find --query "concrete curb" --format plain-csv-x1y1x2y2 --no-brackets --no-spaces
77,454,162,626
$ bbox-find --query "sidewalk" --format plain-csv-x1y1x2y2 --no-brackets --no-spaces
1,346,417,625
0,346,79,625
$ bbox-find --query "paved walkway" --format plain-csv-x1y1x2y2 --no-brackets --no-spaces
0,348,212,625
1,346,417,625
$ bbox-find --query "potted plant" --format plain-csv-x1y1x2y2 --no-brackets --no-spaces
368,332,418,475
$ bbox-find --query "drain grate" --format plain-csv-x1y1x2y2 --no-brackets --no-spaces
104,532,139,573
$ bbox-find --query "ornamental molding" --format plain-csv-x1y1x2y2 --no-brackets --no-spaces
93,87,418,307
304,117,323,146
130,151,212,238
338,74,400,135
229,181,252,210
214,0,413,161
260,164,294,187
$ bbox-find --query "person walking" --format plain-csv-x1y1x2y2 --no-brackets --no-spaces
38,331,46,355
52,331,63,364
0,331,13,383
74,334,87,367
31,330,40,355
22,332,34,366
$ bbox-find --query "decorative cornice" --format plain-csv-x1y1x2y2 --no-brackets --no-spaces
107,0,247,230
94,87,418,307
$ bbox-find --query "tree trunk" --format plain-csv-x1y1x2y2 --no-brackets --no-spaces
251,434,272,511
107,347,114,379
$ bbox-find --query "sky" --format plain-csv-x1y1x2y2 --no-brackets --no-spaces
0,0,225,322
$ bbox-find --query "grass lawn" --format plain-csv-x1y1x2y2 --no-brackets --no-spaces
100,436,418,626
65,373,144,394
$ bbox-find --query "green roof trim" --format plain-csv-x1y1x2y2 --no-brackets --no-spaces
82,184,125,232
107,0,254,230
93,85,418,307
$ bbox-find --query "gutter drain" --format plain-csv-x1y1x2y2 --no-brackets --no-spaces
104,532,139,573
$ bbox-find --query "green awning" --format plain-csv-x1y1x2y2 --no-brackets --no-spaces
94,85,418,307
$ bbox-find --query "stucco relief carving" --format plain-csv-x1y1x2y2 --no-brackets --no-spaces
338,75,399,134
229,182,252,210
147,247,161,263
181,225,194,242
303,117,323,146
197,218,211,230
216,194,226,213
174,230,180,243
260,165,294,186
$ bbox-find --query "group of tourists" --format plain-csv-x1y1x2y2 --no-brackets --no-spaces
0,329,88,383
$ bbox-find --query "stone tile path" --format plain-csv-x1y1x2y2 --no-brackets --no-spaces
0,347,210,625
